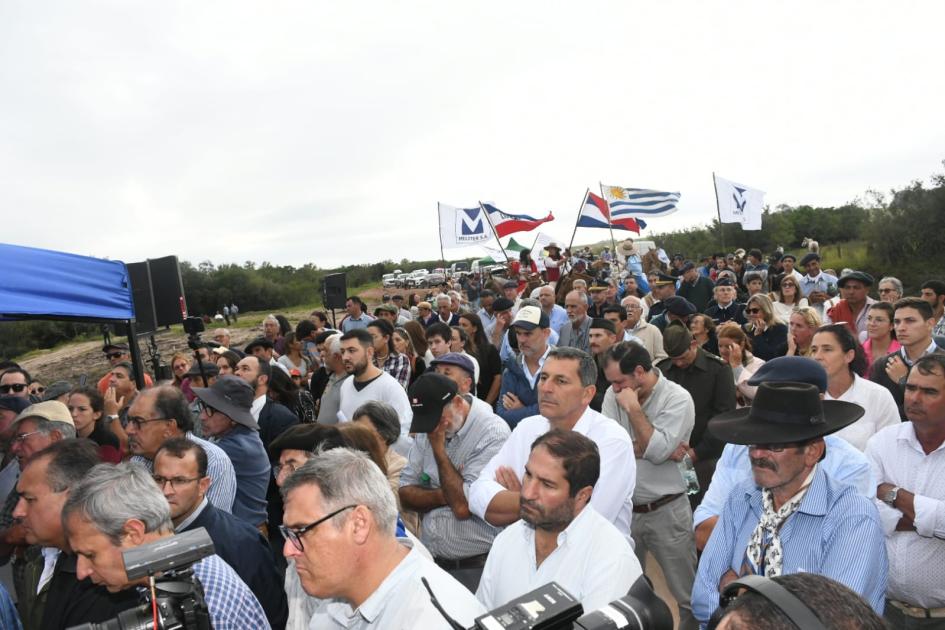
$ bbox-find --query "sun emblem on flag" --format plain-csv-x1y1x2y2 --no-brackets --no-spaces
608,186,625,200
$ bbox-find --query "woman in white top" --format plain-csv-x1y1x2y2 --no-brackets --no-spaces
810,323,900,451
770,274,808,322
716,322,765,408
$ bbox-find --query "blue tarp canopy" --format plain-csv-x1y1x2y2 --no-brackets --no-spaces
0,243,134,322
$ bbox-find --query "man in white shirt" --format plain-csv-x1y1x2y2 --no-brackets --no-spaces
476,429,641,613
336,329,413,453
469,347,636,537
283,448,485,629
866,354,945,628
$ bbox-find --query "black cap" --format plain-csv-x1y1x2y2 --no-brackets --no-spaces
838,271,874,287
185,362,220,378
652,272,677,286
191,375,258,430
503,280,519,289
715,277,736,287
102,342,129,353
590,318,617,335
407,373,458,433
663,296,697,317
268,423,345,459
244,337,274,353
781,253,797,262
800,252,821,267
680,261,695,273
493,297,515,312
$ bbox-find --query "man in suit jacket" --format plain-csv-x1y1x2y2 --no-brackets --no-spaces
155,438,288,630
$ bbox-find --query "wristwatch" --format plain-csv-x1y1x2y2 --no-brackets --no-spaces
105,414,120,422
883,486,900,507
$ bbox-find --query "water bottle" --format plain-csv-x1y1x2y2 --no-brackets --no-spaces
679,453,700,495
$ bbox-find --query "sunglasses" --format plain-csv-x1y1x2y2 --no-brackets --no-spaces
0,383,28,394
31,386,46,394
105,352,124,360
745,308,762,315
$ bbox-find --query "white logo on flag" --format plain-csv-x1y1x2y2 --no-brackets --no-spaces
457,208,486,239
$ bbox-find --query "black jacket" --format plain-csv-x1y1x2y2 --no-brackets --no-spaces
183,502,289,630
258,399,299,449
41,553,139,630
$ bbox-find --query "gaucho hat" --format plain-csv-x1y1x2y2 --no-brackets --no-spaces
708,381,863,445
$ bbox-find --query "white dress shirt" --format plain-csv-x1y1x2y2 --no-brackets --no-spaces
826,373,901,451
309,541,484,629
866,423,945,608
468,407,637,537
476,505,642,612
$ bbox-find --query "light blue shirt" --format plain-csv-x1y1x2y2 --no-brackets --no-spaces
499,328,559,363
692,466,888,625
546,304,569,335
692,435,875,528
800,272,838,298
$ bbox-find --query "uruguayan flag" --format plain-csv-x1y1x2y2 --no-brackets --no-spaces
601,185,681,218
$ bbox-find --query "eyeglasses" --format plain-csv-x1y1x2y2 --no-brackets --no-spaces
745,308,762,315
12,430,45,444
279,505,357,552
878,288,897,294
0,384,28,394
105,352,125,360
197,402,217,417
126,416,171,430
272,460,307,479
31,386,46,394
153,475,201,490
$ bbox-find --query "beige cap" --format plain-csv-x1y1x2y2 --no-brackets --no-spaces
15,401,75,427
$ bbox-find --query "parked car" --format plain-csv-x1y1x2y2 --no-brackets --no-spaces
381,273,400,288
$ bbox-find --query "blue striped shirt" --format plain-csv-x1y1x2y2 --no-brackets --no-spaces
193,554,271,630
692,465,887,625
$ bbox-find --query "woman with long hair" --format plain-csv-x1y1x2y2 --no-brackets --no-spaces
770,275,807,322
861,302,900,373
786,307,822,357
268,366,316,423
277,332,310,376
810,324,900,450
393,327,424,384
403,319,432,365
215,349,241,376
458,312,502,405
742,294,788,360
716,323,765,407
67,387,122,462
170,352,192,388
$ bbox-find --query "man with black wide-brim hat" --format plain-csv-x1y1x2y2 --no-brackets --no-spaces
691,381,888,624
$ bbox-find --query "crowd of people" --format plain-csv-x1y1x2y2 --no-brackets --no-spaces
0,238,944,629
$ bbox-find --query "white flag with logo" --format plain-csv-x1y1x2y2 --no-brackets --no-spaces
438,203,491,248
714,175,764,230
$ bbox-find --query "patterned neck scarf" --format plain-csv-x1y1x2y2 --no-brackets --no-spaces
746,466,817,577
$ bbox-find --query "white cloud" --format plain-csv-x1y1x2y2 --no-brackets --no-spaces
1,1,943,268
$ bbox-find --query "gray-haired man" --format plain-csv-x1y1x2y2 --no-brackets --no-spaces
63,462,271,630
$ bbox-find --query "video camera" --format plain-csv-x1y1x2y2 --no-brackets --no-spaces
432,576,673,630
67,528,215,630
182,316,205,351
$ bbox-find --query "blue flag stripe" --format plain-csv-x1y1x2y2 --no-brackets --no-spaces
611,203,679,216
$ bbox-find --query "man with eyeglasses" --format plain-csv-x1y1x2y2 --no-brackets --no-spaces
192,376,270,531
617,296,669,361
692,381,886,624
282,447,485,629
126,385,236,514
153,437,287,629
95,343,152,394
64,462,271,630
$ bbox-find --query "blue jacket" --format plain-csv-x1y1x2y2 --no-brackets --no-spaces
184,502,288,630
496,355,540,429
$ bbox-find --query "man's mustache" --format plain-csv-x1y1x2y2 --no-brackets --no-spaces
750,457,777,471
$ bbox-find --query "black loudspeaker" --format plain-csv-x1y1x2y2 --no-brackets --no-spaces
149,256,187,327
323,273,347,310
126,262,158,336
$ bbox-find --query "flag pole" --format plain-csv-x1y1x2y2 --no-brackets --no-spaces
566,188,589,254
480,201,510,263
436,203,447,269
712,172,727,253
599,182,620,267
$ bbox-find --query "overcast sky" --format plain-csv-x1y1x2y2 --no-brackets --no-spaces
2,1,943,269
